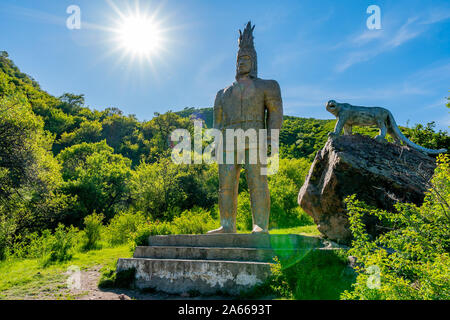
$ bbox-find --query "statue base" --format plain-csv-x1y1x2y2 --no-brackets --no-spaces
116,233,333,296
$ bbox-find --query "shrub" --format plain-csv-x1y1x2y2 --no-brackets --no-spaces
130,208,218,249
98,263,136,289
172,207,218,234
269,174,309,228
342,154,450,300
264,257,294,299
105,211,147,246
237,174,314,230
237,192,253,231
98,266,116,288
11,232,45,259
283,250,355,299
242,251,354,300
131,221,175,249
0,215,15,260
41,224,78,267
82,212,104,250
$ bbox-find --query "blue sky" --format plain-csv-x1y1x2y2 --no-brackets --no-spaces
1,0,449,130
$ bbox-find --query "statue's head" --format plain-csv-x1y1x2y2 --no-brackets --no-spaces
326,100,341,116
236,21,257,80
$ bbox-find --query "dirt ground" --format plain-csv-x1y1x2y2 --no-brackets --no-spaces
67,266,234,300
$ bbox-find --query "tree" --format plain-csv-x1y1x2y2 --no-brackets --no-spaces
142,111,192,162
130,158,185,220
0,93,70,255
59,144,132,225
101,114,142,165
404,122,450,152
57,120,103,149
58,93,85,115
57,140,113,180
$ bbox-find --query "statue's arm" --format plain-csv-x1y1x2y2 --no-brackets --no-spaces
265,81,283,132
213,90,223,130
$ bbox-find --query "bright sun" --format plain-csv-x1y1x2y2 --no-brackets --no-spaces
117,15,163,56
106,0,172,68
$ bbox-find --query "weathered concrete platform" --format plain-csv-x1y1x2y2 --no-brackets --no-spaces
146,233,324,249
117,258,271,295
116,233,330,295
133,246,314,262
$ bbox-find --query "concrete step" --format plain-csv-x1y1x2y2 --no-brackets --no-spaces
117,257,271,295
133,245,316,262
147,233,324,249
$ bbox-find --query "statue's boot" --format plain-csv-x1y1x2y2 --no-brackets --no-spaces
207,226,234,234
252,225,269,234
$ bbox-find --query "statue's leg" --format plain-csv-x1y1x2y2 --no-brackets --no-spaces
375,122,387,142
207,163,241,234
388,128,401,145
246,162,270,234
329,117,346,137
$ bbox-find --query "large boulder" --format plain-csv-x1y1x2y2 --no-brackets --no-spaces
298,134,437,244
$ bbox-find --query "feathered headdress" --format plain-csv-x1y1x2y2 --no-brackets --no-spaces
236,21,257,79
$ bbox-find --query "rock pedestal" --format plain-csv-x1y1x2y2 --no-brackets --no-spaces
117,233,330,296
298,134,436,244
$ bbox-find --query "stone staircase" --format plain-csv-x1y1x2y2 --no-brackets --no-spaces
116,233,330,295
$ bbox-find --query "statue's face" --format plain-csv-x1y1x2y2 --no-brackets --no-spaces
326,100,340,116
237,55,252,76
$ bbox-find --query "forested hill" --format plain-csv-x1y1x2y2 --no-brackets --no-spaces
1,51,448,164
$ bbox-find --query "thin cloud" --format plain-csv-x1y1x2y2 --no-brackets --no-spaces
420,9,450,25
335,10,449,72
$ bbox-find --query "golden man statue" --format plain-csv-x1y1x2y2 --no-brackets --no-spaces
208,22,283,234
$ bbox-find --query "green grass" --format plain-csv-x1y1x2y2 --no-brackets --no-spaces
0,225,322,300
0,245,132,300
238,225,357,300
269,225,320,236
237,225,320,237
282,249,356,299
242,249,356,300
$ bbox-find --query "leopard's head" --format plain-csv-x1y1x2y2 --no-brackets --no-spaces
326,100,340,116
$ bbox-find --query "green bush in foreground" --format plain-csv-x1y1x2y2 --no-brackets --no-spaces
342,154,450,300
105,211,147,246
0,214,15,260
131,221,175,248
41,224,78,267
172,207,218,234
130,207,218,248
82,212,104,250
98,264,136,289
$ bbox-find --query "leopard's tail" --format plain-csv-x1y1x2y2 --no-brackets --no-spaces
388,112,447,155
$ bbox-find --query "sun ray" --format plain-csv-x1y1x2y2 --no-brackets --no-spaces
83,0,181,84
106,1,170,60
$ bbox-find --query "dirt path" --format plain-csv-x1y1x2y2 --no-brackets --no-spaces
68,266,233,300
